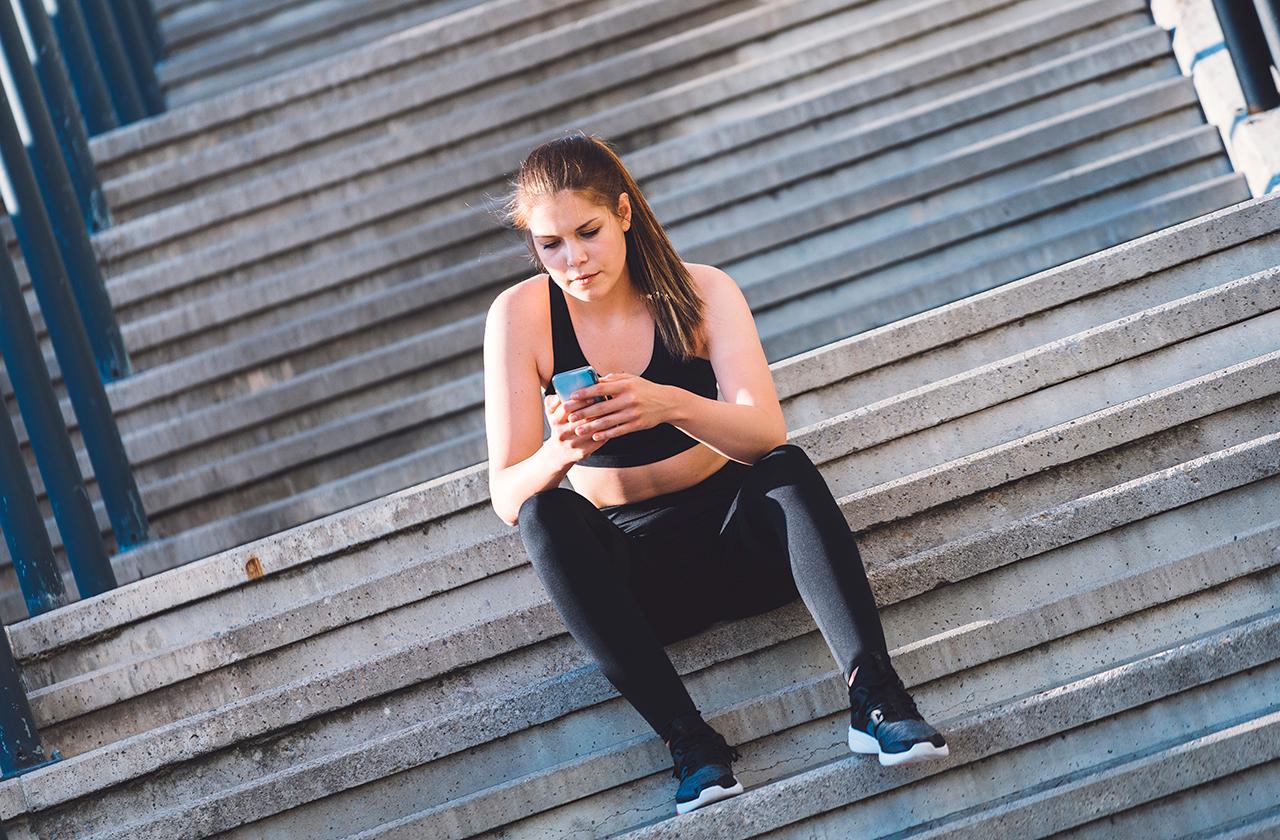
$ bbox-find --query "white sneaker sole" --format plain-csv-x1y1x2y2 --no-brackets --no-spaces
675,780,745,815
848,726,950,767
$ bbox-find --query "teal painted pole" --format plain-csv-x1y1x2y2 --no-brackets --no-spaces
0,0,129,379
76,0,144,123
0,78,150,561
133,0,166,60
15,0,111,232
0,359,69,615
110,0,164,115
0,208,113,599
0,621,60,779
45,0,117,134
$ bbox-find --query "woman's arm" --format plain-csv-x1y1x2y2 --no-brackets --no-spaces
483,283,607,525
565,266,787,464
664,266,786,462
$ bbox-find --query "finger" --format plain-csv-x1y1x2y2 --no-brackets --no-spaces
592,420,633,441
572,395,631,425
570,380,622,402
566,400,608,422
562,398,592,416
583,410,637,438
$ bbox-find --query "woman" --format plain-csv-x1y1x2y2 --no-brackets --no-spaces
484,133,948,817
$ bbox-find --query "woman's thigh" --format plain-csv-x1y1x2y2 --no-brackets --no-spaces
625,524,730,645
634,500,802,633
709,460,807,622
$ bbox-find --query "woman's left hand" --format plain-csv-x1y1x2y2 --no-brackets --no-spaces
565,372,678,442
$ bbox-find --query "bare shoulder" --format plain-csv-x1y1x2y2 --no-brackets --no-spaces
490,273,548,318
486,273,552,385
683,263,751,339
684,262,740,304
487,273,552,342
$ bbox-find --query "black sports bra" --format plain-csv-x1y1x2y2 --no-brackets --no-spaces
543,277,717,467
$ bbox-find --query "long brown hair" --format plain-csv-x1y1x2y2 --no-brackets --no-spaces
499,132,705,361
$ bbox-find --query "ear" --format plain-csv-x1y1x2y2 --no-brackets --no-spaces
618,192,632,230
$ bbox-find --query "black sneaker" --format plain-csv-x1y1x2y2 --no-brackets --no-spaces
665,712,745,815
847,651,949,767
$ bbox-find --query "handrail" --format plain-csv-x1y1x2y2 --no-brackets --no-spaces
1212,0,1280,112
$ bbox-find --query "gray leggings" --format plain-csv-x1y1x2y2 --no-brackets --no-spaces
517,443,888,741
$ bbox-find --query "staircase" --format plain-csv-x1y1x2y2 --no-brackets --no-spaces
2,191,1277,836
1,0,1254,622
152,0,491,107
1,0,1277,835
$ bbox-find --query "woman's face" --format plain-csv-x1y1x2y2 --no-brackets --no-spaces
528,190,632,303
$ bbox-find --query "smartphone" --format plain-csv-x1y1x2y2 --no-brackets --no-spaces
551,365,606,404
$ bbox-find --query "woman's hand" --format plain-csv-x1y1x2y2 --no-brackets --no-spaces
542,392,610,467
563,372,676,442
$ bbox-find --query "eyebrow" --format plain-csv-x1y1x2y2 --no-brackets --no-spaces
533,217,601,241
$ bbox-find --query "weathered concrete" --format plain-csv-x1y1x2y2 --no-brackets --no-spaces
7,427,1269,824
94,0,1146,277
11,508,1275,836
773,191,1279,398
2,7,1241,575
27,385,1277,753
7,193,1276,644
606,608,1280,839
114,0,719,212
761,174,1250,360
795,268,1280,461
1037,760,1280,839
93,17,1169,335
159,1,505,108
777,670,1280,840
0,2,1272,832
91,0,591,174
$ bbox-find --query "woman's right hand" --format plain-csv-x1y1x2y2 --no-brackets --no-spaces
543,393,609,466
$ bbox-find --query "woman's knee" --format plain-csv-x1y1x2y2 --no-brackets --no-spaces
517,487,582,535
752,443,820,482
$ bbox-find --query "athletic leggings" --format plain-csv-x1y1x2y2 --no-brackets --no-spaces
517,443,889,742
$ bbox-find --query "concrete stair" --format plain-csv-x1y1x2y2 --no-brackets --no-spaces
152,0,496,108
0,192,1276,836
0,0,1253,615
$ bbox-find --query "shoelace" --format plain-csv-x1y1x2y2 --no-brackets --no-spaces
853,653,922,724
668,725,742,780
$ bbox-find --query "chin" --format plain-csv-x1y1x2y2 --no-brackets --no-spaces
567,276,607,297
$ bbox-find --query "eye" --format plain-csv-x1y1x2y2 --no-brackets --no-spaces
582,228,599,238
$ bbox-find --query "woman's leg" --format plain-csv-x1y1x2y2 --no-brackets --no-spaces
517,487,699,740
716,444,889,683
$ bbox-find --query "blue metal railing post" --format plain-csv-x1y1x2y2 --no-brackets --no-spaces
1212,0,1280,112
15,0,111,232
0,236,114,599
76,0,145,124
1,621,60,779
0,364,69,616
0,0,129,380
133,0,166,60
109,0,164,116
0,79,150,561
45,0,117,135
1254,0,1280,68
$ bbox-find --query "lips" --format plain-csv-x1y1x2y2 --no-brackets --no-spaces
572,273,597,284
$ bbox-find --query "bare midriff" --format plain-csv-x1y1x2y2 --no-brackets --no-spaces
567,441,730,508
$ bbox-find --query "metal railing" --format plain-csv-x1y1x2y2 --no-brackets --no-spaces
1212,0,1280,112
1,0,165,783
